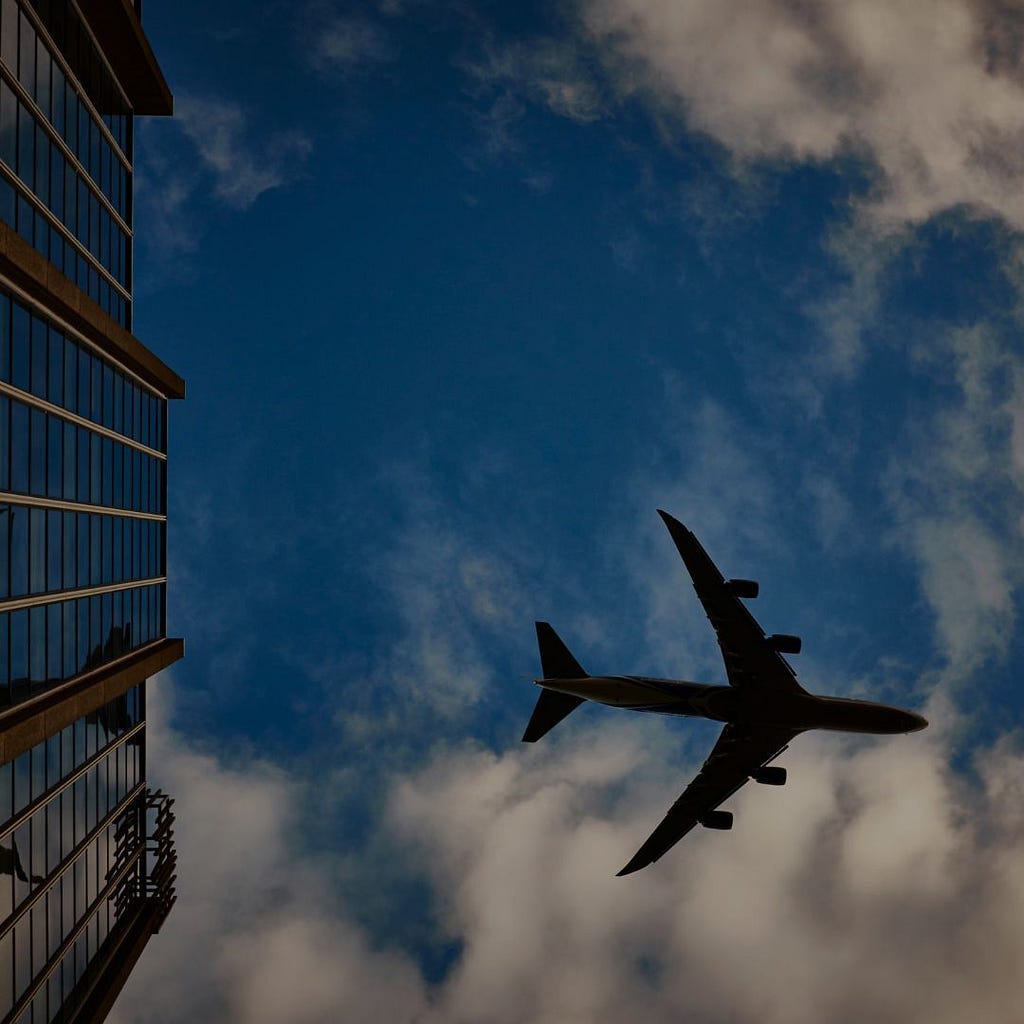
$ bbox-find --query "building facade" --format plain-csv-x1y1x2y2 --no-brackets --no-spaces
0,2,181,1021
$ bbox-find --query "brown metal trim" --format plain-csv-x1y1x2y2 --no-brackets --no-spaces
0,223,185,399
0,637,184,763
74,0,173,117
0,491,167,521
61,893,166,1024
0,576,167,614
0,383,166,457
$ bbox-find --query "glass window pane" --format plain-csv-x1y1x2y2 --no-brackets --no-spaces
9,609,26,696
47,412,61,498
29,407,45,494
28,506,44,594
0,291,8,383
76,425,88,500
47,601,61,680
0,79,16,170
16,100,33,190
0,505,7,599
112,516,122,582
75,512,88,588
101,514,111,584
90,354,101,426
29,604,44,686
0,396,8,492
89,514,99,587
77,348,89,418
46,508,60,591
90,431,100,504
9,504,26,596
10,400,27,493
62,419,75,500
29,317,45,398
101,437,112,506
62,511,74,590
34,36,50,117
0,611,8,703
34,121,48,206
10,301,28,390
16,11,33,94
47,327,63,406
0,0,17,73
62,598,75,678
63,336,77,414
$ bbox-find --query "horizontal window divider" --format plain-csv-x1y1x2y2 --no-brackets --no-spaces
0,491,166,522
0,64,132,236
0,782,148,1018
0,3,133,169
0,720,145,846
0,381,166,460
0,575,166,613
0,161,131,306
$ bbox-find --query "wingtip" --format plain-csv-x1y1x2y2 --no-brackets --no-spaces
656,508,686,530
616,855,648,877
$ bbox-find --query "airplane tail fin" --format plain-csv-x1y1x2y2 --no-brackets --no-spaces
522,622,587,743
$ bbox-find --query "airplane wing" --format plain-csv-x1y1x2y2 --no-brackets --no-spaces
617,722,797,875
658,509,805,694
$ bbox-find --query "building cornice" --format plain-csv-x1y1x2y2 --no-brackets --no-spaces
0,222,185,399
0,637,184,763
75,0,173,116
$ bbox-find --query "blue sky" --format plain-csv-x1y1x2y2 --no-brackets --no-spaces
110,2,1024,1021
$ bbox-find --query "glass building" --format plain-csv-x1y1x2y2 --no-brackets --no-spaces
0,2,181,1021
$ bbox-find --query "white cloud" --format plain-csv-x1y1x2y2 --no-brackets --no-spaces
107,675,429,1023
460,37,605,158
175,95,312,210
309,15,396,74
388,713,1024,1024
108,667,1024,1024
580,0,1024,232
885,326,1024,675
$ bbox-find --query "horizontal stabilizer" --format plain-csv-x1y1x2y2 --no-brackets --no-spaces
522,622,588,742
535,622,586,679
522,689,585,743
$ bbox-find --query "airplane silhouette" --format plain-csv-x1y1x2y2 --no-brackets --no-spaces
522,510,927,876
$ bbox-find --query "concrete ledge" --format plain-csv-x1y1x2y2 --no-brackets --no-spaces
0,223,185,399
0,638,184,762
75,0,173,116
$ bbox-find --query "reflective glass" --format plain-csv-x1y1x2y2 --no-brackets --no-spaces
8,402,26,492
0,79,14,168
8,505,25,596
0,0,16,72
9,302,26,391
0,397,8,491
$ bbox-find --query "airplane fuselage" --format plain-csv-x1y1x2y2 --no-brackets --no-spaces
539,675,927,735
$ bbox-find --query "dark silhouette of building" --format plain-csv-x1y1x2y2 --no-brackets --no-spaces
0,1,182,1019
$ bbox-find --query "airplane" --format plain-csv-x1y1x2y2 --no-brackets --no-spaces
522,509,928,876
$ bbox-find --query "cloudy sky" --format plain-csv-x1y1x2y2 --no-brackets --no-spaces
111,1,1024,1020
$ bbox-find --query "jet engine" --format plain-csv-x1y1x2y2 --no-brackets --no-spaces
766,633,802,654
725,578,759,598
752,766,787,786
700,811,734,830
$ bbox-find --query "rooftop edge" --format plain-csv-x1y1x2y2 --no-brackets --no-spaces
76,0,173,117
